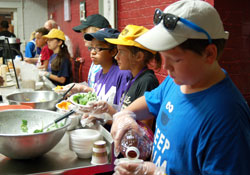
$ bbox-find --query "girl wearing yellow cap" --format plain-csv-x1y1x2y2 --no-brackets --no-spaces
40,29,72,86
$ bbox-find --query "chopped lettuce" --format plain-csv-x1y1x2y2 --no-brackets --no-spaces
73,92,97,105
21,120,65,134
21,120,28,133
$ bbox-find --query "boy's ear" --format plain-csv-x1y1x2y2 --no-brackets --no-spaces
111,47,118,57
204,44,217,64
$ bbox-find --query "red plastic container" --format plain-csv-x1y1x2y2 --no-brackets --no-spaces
0,105,33,111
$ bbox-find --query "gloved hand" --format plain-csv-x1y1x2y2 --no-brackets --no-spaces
64,83,92,97
80,110,113,128
79,101,110,114
80,113,106,127
114,160,158,175
111,110,140,157
39,70,48,77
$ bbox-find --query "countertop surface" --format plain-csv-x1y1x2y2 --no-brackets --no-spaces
0,126,114,175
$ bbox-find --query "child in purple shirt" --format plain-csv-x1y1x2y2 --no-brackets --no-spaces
66,28,131,107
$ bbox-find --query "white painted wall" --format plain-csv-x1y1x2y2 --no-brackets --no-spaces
0,0,48,54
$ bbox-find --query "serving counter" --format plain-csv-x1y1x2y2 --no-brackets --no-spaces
0,75,115,174
0,125,115,175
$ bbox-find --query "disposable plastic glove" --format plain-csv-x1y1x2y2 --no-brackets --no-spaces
80,112,112,127
114,160,161,175
64,83,91,97
79,101,113,124
79,101,110,114
111,110,140,157
38,70,48,77
80,113,96,128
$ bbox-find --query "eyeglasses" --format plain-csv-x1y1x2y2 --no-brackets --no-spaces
88,47,113,52
153,8,212,44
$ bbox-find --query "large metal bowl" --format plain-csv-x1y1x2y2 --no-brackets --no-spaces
6,91,62,110
0,109,70,159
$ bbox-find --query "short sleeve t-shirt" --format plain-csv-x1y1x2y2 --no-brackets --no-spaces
24,40,36,58
88,63,102,88
120,69,159,110
40,45,53,64
145,73,250,175
93,64,131,105
50,57,72,86
47,53,57,72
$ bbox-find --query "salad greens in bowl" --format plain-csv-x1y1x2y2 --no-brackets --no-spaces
0,109,70,159
69,92,98,107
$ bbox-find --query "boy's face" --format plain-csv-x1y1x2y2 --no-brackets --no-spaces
35,32,47,48
81,27,100,47
160,46,208,86
115,45,134,70
89,38,114,66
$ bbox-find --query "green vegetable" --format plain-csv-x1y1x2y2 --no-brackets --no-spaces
21,120,28,133
20,120,65,133
73,92,97,105
33,129,43,133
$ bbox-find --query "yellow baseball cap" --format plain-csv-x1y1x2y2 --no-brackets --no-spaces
105,25,156,54
43,28,66,41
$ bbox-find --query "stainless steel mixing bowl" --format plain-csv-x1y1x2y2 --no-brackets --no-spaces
0,109,70,159
6,91,63,110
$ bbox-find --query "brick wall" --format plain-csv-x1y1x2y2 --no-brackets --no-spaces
47,0,250,104
215,0,250,104
47,0,99,83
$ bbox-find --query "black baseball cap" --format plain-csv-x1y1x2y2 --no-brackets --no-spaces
73,14,110,33
84,28,120,41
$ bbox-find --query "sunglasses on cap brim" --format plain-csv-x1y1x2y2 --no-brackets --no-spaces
153,8,212,44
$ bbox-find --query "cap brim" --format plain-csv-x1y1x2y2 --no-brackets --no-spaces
72,23,90,33
135,23,187,51
43,34,50,38
105,38,136,46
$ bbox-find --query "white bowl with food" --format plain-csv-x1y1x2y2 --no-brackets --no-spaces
69,92,98,111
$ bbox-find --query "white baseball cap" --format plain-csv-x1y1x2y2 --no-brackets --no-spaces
136,0,229,51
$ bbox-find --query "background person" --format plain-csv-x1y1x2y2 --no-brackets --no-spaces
72,14,111,88
40,29,72,86
24,27,53,70
44,19,74,58
0,20,16,38
24,31,40,58
111,0,250,175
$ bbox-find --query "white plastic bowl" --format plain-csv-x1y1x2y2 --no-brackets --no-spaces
76,152,93,159
69,129,101,140
69,129,102,159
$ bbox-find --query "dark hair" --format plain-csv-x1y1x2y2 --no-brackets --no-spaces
178,39,226,60
1,20,9,29
35,27,49,36
128,46,162,71
105,42,118,65
51,39,71,71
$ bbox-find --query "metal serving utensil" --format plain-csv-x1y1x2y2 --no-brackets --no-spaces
40,109,75,132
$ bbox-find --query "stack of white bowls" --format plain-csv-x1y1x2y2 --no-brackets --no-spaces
69,129,103,159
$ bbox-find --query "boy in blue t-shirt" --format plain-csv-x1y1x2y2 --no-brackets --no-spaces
111,1,250,175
